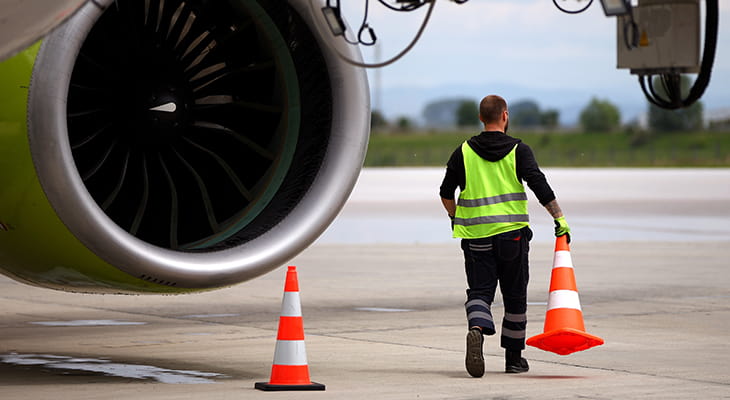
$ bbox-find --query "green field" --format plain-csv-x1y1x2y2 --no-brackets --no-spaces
364,130,730,167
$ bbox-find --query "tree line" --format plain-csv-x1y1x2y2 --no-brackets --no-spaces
372,76,707,134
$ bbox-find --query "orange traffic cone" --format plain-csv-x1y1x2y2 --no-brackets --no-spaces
255,266,325,391
526,235,604,355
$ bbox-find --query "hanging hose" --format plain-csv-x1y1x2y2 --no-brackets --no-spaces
639,0,718,110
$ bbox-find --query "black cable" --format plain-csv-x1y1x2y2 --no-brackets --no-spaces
666,74,681,102
639,75,667,108
685,0,718,105
357,0,377,46
639,0,718,109
334,0,412,46
639,74,672,109
622,7,639,50
552,0,594,15
310,0,437,68
377,0,429,12
662,74,682,107
332,0,363,45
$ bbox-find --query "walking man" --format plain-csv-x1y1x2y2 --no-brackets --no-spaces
439,95,571,377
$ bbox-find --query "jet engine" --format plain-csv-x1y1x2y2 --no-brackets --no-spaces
0,0,369,293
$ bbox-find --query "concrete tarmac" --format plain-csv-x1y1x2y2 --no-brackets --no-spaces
1,168,729,399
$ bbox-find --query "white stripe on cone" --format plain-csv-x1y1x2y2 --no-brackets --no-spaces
273,340,309,365
547,290,582,311
553,251,573,269
281,292,302,317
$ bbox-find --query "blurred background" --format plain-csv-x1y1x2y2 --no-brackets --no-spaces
337,0,730,167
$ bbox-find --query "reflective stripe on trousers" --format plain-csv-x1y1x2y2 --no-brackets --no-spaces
461,228,531,350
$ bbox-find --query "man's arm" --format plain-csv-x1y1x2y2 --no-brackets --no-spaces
439,147,464,217
543,199,563,219
545,199,571,239
516,143,555,206
516,143,570,239
441,197,456,217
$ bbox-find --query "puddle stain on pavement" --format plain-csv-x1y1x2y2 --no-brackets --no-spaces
0,353,229,384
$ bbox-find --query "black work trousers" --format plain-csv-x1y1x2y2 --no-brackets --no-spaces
461,226,532,350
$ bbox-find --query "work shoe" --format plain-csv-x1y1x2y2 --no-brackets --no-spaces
505,357,529,373
465,328,484,377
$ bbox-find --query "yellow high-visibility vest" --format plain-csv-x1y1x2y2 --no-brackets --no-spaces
453,142,529,239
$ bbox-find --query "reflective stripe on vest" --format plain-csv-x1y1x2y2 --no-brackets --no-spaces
453,142,529,239
457,192,528,207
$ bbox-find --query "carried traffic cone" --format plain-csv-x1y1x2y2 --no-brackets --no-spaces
526,235,604,355
255,266,325,391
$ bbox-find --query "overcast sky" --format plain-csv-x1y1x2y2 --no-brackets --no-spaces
336,0,730,123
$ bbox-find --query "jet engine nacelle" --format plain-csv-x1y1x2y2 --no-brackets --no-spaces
0,0,369,293
0,0,88,62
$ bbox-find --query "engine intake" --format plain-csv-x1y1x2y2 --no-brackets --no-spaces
0,0,369,293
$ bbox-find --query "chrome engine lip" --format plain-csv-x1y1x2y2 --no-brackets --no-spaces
28,0,369,288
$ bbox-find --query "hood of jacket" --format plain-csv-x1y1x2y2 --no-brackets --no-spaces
466,131,522,162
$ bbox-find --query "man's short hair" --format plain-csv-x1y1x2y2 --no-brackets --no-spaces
479,95,507,124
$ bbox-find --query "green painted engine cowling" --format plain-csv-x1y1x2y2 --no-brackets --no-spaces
0,0,369,294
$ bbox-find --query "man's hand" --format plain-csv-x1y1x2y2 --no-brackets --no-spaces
554,216,571,242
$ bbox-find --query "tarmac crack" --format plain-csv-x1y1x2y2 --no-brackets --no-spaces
309,329,730,388
532,358,730,388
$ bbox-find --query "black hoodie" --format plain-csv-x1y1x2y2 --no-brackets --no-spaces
439,131,555,206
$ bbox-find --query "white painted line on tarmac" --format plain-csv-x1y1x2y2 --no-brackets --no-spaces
355,307,413,312
181,313,240,319
30,320,146,326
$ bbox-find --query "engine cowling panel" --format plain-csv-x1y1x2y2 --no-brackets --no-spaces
0,0,369,293
0,0,89,62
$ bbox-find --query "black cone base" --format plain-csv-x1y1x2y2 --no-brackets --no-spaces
255,381,325,391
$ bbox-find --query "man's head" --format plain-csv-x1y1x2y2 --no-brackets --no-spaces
479,95,509,133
